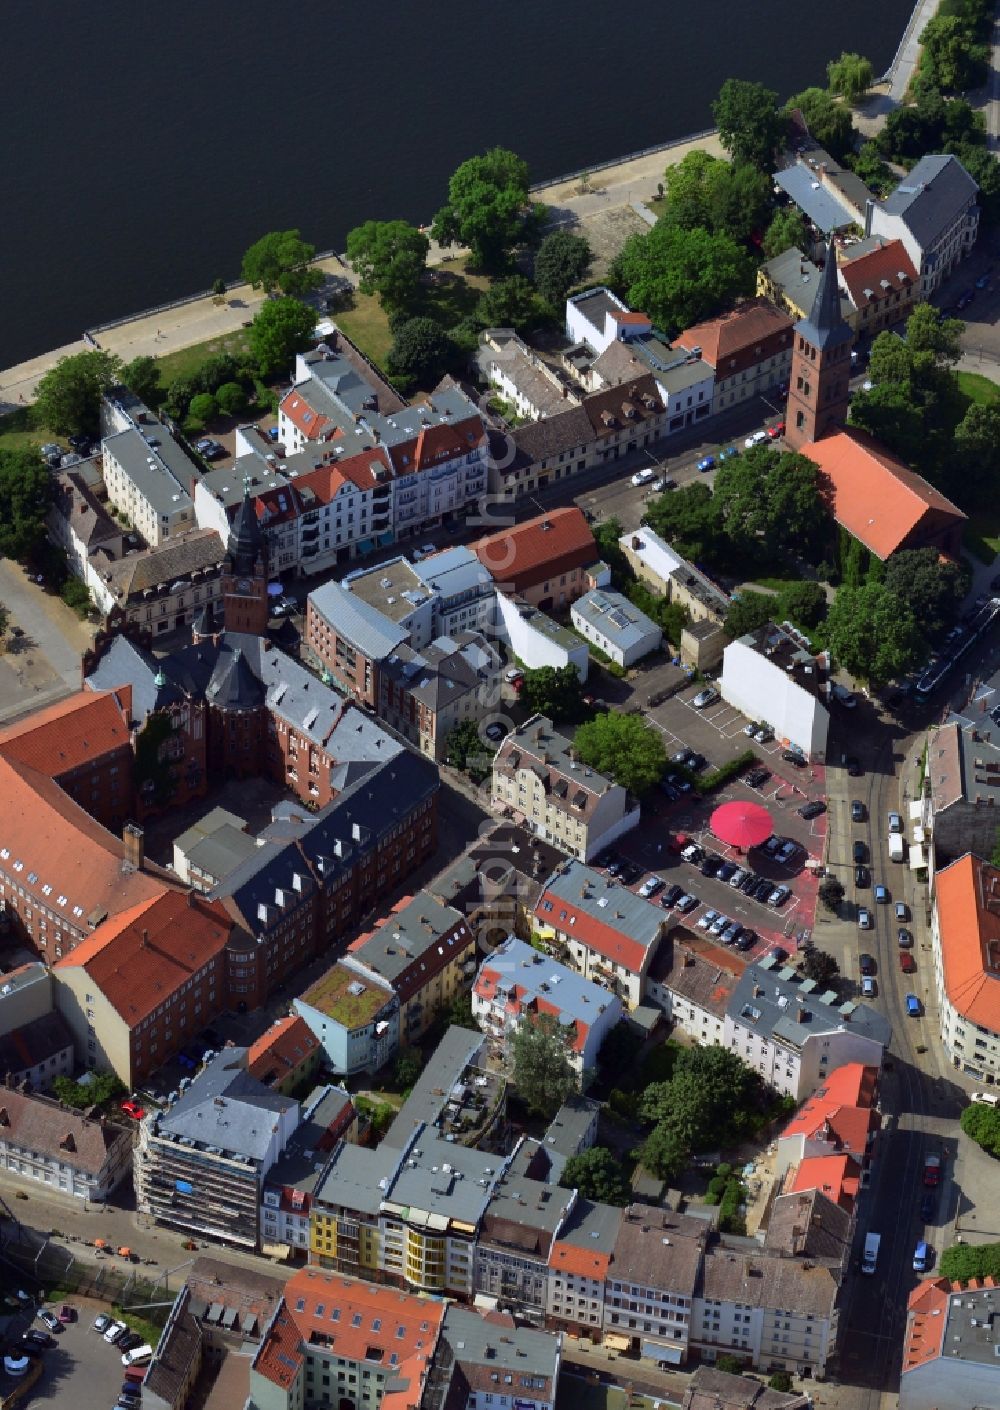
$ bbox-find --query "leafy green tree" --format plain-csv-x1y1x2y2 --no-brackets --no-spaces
714,449,770,547
725,591,775,639
0,447,53,558
907,302,964,362
777,580,827,630
248,297,317,377
801,948,840,984
598,1021,643,1074
765,453,829,557
939,1242,1000,1283
641,1122,689,1181
346,219,430,312
827,51,874,102
716,1356,745,1375
188,392,217,425
431,147,534,270
712,78,783,170
660,152,771,243
123,354,161,407
386,317,459,391
521,663,581,722
849,142,897,197
52,1071,125,1109
960,1101,1000,1156
241,229,323,296
783,88,856,163
954,402,1000,499
445,718,493,782
533,230,592,306
644,482,722,563
641,1046,765,1151
195,353,243,394
920,13,989,92
35,349,123,438
60,577,93,617
393,1048,424,1090
819,876,845,912
948,143,1000,224
883,548,966,640
475,275,547,335
560,1146,631,1206
215,381,247,416
762,206,807,259
592,516,629,581
826,581,925,685
573,713,667,796
613,222,754,334
211,277,227,297
511,1012,577,1116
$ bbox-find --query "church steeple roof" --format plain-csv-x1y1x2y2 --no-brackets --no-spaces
795,239,852,353
228,479,264,575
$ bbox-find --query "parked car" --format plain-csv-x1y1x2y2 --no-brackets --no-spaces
855,865,870,888
631,468,656,487
752,724,774,743
853,840,868,864
662,884,684,908
776,840,800,864
766,420,785,440
696,454,716,473
744,429,768,448
484,722,506,743
692,686,719,709
721,921,743,944
503,667,524,685
22,1330,53,1350
898,928,913,948
782,748,806,766
710,913,729,936
859,953,876,975
676,893,698,914
888,811,903,833
895,901,909,922
720,445,740,460
913,1240,930,1272
681,843,704,864
697,909,719,931
736,932,756,951
797,800,826,820
746,768,770,788
121,1099,145,1121
753,877,773,900
899,952,916,973
687,752,708,772
906,993,922,1016
717,861,738,883
728,867,748,889
920,1192,936,1221
739,871,759,893
923,1154,942,1187
94,1314,111,1334
104,1321,127,1344
768,884,791,907
57,1304,75,1323
858,907,873,930
874,884,889,904
638,876,663,899
762,835,783,857
36,1309,60,1334
851,800,866,823
861,976,876,998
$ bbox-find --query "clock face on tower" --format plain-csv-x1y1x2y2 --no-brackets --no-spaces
236,578,252,594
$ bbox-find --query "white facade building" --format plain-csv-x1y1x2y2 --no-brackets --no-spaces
867,153,979,295
721,624,831,761
931,853,1000,1081
570,589,661,668
495,593,590,680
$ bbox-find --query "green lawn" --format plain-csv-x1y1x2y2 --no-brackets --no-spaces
153,328,252,386
0,406,54,454
964,514,1000,565
752,573,804,592
332,290,395,372
957,370,1000,406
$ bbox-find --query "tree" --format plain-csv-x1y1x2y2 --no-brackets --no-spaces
122,354,161,407
386,317,459,391
725,591,775,639
241,229,323,297
511,1013,577,1116
783,88,856,163
35,349,123,438
574,712,667,796
939,1242,1000,1283
768,1372,794,1393
764,453,829,557
393,1048,423,1091
714,450,770,548
534,230,592,306
948,143,1000,225
60,576,93,617
716,1355,745,1376
0,446,53,559
640,1122,689,1182
883,548,967,640
827,51,874,103
644,482,722,563
211,277,227,297
431,147,533,270
445,718,492,782
597,1021,643,1074
521,663,582,722
613,222,754,334
713,79,783,170
818,876,845,912
345,219,430,312
215,381,247,416
919,13,989,92
850,142,896,197
559,1146,631,1206
660,151,772,244
248,297,317,377
640,1046,765,1151
954,402,1000,499
826,581,924,686
188,392,218,425
800,948,839,986
475,275,547,335
762,206,807,259
778,581,828,629
961,1102,1000,1157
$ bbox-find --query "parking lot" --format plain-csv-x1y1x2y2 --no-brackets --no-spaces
0,1299,136,1410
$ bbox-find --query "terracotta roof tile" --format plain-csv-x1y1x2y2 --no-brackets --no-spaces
674,300,793,373
474,508,596,592
804,428,965,560
0,690,131,779
838,239,917,311
0,1088,131,1176
548,1242,611,1279
934,853,1000,1031
247,1016,319,1084
902,1277,950,1373
54,891,232,1027
787,1153,861,1210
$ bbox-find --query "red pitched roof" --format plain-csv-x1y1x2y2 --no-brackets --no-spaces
788,1153,861,1210
280,390,331,441
0,690,130,779
839,239,917,311
475,508,596,591
549,1241,611,1278
934,853,1000,1032
674,299,793,373
387,417,485,476
533,887,649,972
247,1016,319,1083
902,1277,951,1373
55,891,232,1027
804,427,965,560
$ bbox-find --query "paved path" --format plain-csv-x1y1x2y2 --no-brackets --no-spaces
986,2,1000,152
0,562,94,722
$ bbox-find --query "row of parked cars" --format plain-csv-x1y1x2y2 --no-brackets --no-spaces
681,842,794,908
93,1312,153,1370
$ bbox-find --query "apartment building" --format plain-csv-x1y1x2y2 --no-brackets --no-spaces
494,595,591,683
248,1016,323,1095
533,861,665,1009
473,1146,578,1318
0,1012,74,1092
605,1207,707,1364
47,460,125,600
474,508,597,610
379,631,502,762
260,1084,357,1256
724,955,890,1101
645,932,744,1048
927,719,1000,868
618,528,729,629
775,1062,881,1183
101,390,198,546
53,889,233,1088
570,589,661,668
0,1086,133,1200
931,853,1000,1081
867,153,979,295
473,935,622,1079
758,238,918,345
250,1269,447,1410
673,301,793,416
89,528,226,635
480,328,581,421
546,1198,623,1336
294,962,399,1077
774,147,873,235
492,716,640,863
135,1047,300,1249
900,1277,1000,1410
435,1304,561,1410
721,623,831,761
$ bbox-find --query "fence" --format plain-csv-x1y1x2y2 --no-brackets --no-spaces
529,128,717,195
0,1222,170,1320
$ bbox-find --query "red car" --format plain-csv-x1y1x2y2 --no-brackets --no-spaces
899,952,916,973
121,1099,146,1121
767,421,786,440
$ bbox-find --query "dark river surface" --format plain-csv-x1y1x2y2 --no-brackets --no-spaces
0,0,914,367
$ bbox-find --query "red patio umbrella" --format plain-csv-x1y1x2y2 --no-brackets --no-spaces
710,799,773,852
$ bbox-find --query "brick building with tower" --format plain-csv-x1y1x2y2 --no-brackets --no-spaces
785,241,854,453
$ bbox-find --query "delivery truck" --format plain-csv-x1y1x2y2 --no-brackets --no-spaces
889,833,906,862
862,1232,881,1275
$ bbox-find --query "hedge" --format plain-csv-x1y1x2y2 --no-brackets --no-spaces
939,1242,1000,1282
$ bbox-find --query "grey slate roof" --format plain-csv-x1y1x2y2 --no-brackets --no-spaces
383,1025,484,1149
881,153,979,249
308,579,408,659
571,588,660,653
85,635,183,721
262,1084,354,1200
775,165,860,234
729,957,891,1051
103,427,196,516
314,1139,404,1217
542,1094,600,1161
382,1129,503,1225
0,1011,74,1079
441,1304,560,1380
552,1195,623,1257
350,891,468,986
794,241,853,353
152,1048,296,1164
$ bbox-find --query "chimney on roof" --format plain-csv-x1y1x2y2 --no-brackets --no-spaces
122,823,144,872
141,930,149,948
60,1132,76,1153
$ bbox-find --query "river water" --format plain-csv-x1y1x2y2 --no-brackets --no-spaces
1,0,913,367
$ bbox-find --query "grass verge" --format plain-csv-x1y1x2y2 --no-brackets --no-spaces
964,514,1000,565
153,329,252,386
957,370,1000,406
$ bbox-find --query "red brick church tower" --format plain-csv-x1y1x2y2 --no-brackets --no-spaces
785,240,853,453
221,480,269,635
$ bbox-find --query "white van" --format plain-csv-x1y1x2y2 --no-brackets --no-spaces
862,1231,881,1275
122,1344,152,1367
888,834,905,862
